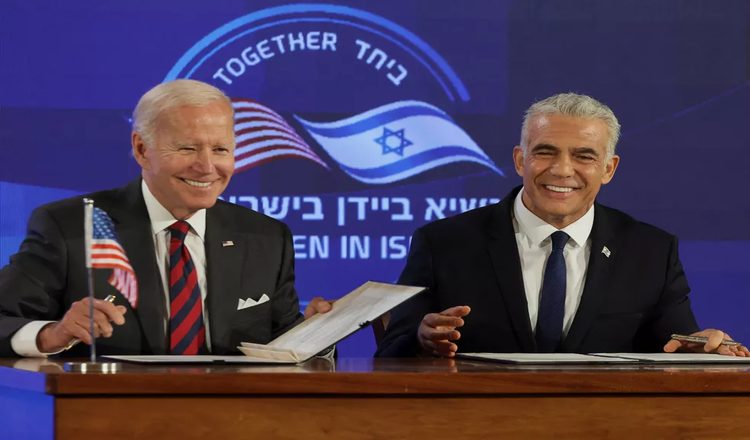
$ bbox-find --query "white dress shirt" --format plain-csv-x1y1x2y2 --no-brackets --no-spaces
10,181,212,356
512,188,594,337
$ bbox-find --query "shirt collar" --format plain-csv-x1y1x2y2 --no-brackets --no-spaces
513,187,594,248
141,179,206,241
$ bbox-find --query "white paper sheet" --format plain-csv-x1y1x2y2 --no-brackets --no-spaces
457,353,638,364
102,355,291,364
591,353,750,363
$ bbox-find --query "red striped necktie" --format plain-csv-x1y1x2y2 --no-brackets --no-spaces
168,221,206,355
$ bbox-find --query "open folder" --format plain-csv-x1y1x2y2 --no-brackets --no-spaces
104,281,425,365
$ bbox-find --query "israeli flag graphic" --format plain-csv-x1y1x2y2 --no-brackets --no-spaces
294,101,503,184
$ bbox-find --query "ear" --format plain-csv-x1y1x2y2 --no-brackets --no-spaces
601,155,620,185
132,131,150,170
512,146,525,177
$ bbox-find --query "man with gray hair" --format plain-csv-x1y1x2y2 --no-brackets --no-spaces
376,92,748,358
0,79,333,357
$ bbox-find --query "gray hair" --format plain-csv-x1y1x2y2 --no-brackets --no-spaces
132,79,233,147
520,93,621,162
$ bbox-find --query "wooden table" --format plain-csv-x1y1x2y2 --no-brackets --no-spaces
2,357,750,439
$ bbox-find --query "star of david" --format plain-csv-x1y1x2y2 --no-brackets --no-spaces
374,127,413,157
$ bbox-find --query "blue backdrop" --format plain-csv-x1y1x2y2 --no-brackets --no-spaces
1,0,748,357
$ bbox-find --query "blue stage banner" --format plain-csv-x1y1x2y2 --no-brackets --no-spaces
1,0,748,356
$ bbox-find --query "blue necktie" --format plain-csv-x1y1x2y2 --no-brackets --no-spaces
535,231,570,352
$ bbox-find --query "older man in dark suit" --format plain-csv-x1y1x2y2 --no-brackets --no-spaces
0,79,332,357
376,93,748,358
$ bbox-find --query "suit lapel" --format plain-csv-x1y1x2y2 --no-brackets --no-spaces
486,187,536,352
205,207,244,354
105,178,167,355
562,204,619,352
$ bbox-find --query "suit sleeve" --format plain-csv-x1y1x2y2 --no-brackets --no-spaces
374,227,439,358
0,206,68,356
270,224,304,339
634,236,700,352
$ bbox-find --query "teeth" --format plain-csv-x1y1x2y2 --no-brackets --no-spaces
545,185,574,193
183,179,211,188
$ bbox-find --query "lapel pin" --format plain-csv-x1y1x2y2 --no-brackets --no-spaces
601,246,611,258
222,240,234,247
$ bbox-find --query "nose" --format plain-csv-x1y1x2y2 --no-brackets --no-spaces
549,153,575,178
192,148,215,174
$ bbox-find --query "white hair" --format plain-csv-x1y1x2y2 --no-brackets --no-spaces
132,79,233,147
520,93,621,162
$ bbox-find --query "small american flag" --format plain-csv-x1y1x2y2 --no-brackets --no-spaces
92,208,138,308
231,98,330,174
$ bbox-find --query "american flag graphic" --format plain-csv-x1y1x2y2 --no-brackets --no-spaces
92,208,138,308
231,98,330,173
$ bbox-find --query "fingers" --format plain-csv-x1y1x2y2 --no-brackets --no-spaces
663,339,682,353
423,313,466,329
93,300,126,325
440,305,471,318
703,330,726,353
422,340,458,357
65,298,127,342
716,345,737,356
304,297,334,319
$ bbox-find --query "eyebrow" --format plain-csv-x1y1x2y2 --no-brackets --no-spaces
530,144,600,157
530,143,558,153
571,147,600,157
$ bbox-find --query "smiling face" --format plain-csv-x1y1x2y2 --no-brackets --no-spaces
513,113,620,228
132,100,236,220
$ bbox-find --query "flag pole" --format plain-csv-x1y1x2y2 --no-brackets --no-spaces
64,199,120,374
83,198,96,363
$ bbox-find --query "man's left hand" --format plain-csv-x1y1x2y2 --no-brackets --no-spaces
664,329,750,356
304,297,335,319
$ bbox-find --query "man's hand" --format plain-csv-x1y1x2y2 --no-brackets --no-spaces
418,305,471,357
304,297,335,319
663,329,750,357
37,298,127,352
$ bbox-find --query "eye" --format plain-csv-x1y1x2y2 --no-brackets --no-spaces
215,147,230,153
577,155,594,161
179,147,195,151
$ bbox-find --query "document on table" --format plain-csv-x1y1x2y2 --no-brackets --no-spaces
456,353,638,364
103,355,291,364
591,353,750,363
105,281,425,365
457,352,750,364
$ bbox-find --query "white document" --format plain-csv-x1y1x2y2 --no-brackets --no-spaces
457,353,638,364
591,353,750,363
238,281,425,363
102,355,291,364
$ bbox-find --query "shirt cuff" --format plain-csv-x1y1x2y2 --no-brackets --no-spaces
10,321,63,357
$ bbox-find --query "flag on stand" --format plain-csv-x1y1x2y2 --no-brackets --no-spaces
91,207,138,308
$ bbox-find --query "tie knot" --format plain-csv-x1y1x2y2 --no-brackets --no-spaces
550,231,569,252
169,221,190,242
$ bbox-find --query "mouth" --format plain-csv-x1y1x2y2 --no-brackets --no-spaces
542,184,579,194
179,178,213,188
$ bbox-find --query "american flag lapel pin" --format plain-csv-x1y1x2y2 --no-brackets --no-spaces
601,246,611,258
222,240,234,247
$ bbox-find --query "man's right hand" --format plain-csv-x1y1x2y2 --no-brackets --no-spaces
417,305,471,357
37,298,127,353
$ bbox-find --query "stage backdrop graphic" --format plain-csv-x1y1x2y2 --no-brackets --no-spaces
1,0,748,357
